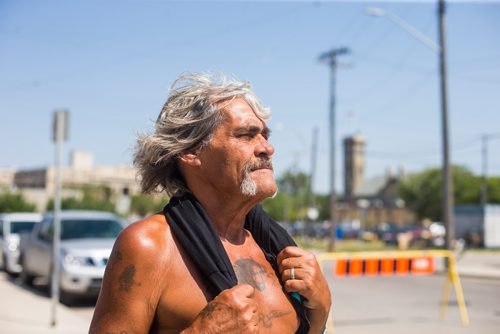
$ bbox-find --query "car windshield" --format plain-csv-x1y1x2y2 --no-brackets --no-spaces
10,222,37,234
61,219,122,240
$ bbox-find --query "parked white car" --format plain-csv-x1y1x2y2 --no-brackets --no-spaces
21,210,125,303
0,212,42,274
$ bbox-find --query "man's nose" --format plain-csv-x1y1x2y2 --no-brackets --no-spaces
256,135,274,157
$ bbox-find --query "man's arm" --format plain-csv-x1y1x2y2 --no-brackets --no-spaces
89,219,169,333
276,246,331,334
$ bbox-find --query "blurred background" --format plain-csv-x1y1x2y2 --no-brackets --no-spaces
2,0,499,247
1,0,500,333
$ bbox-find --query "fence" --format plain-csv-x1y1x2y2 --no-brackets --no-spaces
318,250,469,333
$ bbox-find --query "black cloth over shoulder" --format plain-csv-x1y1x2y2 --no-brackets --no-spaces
163,193,310,334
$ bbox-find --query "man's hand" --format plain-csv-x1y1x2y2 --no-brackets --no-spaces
183,284,259,334
277,246,331,333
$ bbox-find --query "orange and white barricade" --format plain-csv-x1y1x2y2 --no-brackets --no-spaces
318,250,469,333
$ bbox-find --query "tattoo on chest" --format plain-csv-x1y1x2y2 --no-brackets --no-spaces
119,264,142,293
233,258,275,292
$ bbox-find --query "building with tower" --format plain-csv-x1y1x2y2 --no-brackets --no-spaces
341,135,415,226
343,134,365,204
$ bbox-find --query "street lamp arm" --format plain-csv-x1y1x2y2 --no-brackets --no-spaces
366,7,440,53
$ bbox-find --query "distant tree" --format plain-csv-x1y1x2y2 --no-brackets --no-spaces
314,194,331,221
262,193,297,222
46,185,116,212
485,177,500,204
262,169,339,222
129,194,169,217
398,165,483,221
278,170,310,197
0,191,36,212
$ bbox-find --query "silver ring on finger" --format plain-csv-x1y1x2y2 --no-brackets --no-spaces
290,267,295,280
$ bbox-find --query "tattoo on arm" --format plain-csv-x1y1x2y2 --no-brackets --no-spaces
118,264,141,293
198,301,290,329
259,310,291,328
199,301,221,319
107,251,123,271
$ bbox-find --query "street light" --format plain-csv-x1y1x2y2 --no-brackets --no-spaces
365,7,440,52
367,1,454,250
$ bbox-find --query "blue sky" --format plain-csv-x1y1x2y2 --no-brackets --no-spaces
1,0,499,194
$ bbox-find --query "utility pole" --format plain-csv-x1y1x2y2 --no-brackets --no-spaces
319,47,349,251
367,1,454,250
51,110,69,327
438,0,454,250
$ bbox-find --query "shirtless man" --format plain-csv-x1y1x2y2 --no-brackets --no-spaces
90,73,331,334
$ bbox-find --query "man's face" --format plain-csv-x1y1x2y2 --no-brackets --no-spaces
197,98,277,200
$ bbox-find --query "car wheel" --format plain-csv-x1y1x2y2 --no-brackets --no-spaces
60,290,76,306
4,256,17,277
2,255,8,273
20,257,35,286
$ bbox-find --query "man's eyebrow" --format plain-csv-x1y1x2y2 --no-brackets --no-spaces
234,125,272,137
262,126,272,137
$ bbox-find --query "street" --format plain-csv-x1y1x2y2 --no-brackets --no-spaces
1,264,499,333
329,274,500,334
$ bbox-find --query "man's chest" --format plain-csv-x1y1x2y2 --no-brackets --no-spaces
224,238,299,332
153,238,298,333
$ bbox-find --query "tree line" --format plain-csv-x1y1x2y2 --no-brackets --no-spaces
263,165,500,223
1,165,499,223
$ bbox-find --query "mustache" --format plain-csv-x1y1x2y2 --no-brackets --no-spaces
245,158,273,172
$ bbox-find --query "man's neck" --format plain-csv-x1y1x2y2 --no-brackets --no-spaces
190,190,260,244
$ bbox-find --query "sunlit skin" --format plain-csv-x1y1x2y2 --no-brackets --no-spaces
89,99,331,334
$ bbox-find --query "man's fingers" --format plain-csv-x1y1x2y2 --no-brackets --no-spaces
279,257,303,273
276,246,302,263
233,283,256,298
282,267,303,281
283,279,306,293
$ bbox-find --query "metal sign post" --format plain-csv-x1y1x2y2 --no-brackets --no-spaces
51,110,68,327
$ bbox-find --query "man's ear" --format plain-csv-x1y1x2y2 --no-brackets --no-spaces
178,152,202,166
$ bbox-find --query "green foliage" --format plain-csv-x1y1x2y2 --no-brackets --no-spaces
262,170,332,222
261,193,285,221
261,169,311,222
398,165,489,221
487,177,500,204
279,170,310,197
314,194,331,221
129,194,169,217
0,191,36,212
46,185,116,212
453,166,482,203
398,168,441,221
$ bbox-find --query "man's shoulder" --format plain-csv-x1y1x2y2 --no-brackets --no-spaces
116,213,175,259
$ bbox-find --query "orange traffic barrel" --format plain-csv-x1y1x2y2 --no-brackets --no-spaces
411,256,435,275
335,259,347,277
349,259,363,277
380,258,394,276
396,258,410,275
364,258,379,277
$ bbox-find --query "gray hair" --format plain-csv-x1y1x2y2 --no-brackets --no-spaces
134,72,271,196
